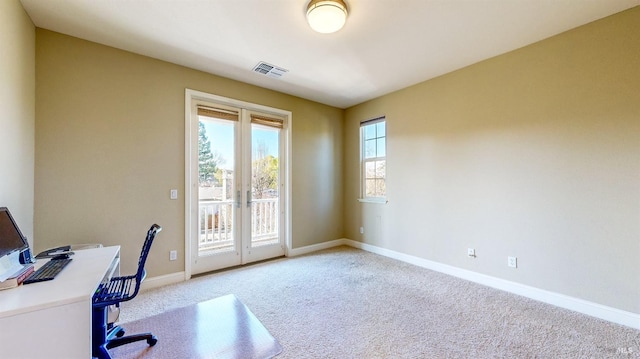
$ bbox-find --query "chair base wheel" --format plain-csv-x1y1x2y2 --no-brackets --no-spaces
147,336,158,346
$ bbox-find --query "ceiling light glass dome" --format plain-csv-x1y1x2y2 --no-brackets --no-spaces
306,0,348,34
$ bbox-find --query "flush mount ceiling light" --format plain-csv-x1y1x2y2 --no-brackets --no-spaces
306,0,348,34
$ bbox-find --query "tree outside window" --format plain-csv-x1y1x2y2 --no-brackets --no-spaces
361,118,386,199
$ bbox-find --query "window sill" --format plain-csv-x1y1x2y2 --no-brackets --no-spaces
358,198,388,204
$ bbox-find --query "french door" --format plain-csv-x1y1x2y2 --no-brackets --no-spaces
186,91,289,276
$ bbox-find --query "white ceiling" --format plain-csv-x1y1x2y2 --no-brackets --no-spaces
20,0,639,109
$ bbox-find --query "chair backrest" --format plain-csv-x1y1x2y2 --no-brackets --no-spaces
93,224,162,306
133,224,162,293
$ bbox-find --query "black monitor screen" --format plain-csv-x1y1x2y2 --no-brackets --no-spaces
0,207,28,258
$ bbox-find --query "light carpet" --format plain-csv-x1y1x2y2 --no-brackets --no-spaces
120,246,639,358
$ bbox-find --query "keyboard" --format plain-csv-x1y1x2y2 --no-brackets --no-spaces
23,258,73,284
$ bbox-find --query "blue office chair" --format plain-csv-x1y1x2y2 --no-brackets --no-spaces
92,224,162,359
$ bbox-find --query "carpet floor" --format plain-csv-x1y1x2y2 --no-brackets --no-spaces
119,246,639,358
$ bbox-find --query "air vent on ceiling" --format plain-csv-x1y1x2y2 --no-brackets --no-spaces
253,62,288,79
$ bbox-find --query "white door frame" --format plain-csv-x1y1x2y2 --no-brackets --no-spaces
184,88,292,280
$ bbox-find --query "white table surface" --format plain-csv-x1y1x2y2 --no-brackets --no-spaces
0,245,120,319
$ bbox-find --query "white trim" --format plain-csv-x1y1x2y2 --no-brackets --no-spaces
342,239,640,330
184,91,194,280
284,107,293,258
140,271,186,291
287,239,348,257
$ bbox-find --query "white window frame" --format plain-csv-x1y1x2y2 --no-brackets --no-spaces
359,116,387,204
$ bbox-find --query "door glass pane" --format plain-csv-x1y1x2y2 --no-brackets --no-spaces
198,116,236,255
251,124,280,247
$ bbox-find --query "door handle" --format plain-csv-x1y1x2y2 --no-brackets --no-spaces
236,190,241,209
247,190,252,207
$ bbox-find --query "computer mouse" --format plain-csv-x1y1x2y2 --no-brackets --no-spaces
51,253,71,260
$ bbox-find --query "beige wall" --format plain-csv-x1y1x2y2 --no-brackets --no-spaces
23,0,639,316
0,0,35,244
344,7,640,314
35,29,343,276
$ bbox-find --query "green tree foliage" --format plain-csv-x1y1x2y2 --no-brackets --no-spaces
199,122,217,184
252,142,278,198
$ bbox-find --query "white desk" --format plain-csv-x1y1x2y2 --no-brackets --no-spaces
0,246,120,358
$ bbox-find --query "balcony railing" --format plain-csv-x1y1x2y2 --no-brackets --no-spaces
199,198,279,253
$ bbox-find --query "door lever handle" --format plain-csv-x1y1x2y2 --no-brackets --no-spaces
236,190,241,209
247,190,252,207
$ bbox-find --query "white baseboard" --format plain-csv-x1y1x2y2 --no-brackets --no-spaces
142,271,186,291
341,239,639,330
287,239,347,257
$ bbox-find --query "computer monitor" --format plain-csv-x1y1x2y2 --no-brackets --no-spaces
0,207,29,258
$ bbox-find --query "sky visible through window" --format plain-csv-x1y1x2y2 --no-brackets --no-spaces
202,120,278,170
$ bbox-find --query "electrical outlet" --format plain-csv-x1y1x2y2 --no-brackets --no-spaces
467,248,476,258
508,256,517,268
359,226,364,234
170,189,178,200
170,250,177,261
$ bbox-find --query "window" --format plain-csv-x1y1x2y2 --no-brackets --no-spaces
360,117,386,201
